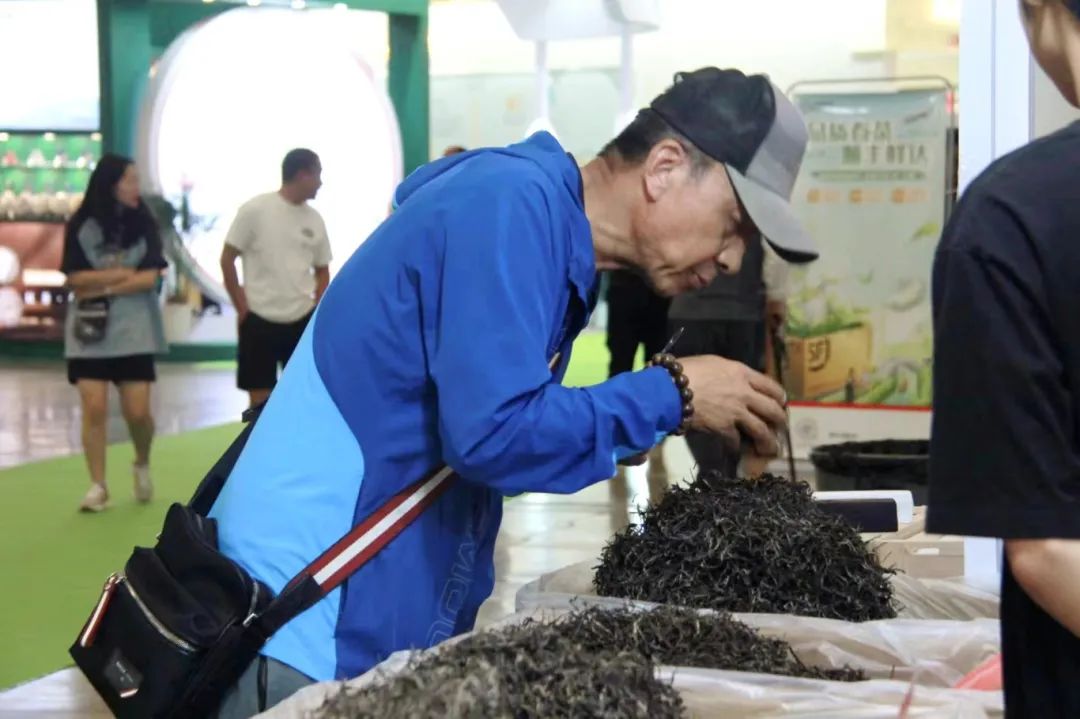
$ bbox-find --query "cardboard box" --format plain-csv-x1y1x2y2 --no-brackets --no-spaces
870,531,965,580
786,324,873,400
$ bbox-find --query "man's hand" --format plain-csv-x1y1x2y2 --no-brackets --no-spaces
220,244,250,327
679,355,787,457
742,452,772,477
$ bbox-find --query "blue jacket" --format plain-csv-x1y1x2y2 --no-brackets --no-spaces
209,132,681,682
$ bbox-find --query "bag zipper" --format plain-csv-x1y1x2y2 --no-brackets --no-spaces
120,573,198,653
78,573,122,648
243,582,260,627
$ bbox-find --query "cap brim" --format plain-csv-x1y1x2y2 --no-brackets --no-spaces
726,165,818,264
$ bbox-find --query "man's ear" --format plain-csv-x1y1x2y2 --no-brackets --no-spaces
642,139,688,203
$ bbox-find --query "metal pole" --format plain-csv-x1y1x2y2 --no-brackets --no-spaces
535,40,550,121
618,26,634,119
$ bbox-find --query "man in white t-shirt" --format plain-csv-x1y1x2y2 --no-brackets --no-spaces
220,149,333,408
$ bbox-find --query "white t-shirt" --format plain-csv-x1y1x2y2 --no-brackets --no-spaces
225,192,332,323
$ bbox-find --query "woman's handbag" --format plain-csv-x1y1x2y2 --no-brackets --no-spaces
73,296,110,344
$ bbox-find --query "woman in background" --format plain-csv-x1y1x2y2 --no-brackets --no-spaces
61,154,167,512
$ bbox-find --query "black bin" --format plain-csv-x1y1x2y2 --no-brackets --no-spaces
809,439,929,505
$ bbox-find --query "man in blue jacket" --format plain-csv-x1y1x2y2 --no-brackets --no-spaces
211,67,818,716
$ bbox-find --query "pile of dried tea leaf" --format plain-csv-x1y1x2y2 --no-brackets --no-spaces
594,473,896,621
558,605,864,682
315,616,684,719
314,603,867,719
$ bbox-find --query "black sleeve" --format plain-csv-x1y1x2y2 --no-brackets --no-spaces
927,199,1080,539
59,221,92,275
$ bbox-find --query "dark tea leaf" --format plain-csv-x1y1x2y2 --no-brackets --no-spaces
314,615,684,719
594,473,896,621
554,604,865,682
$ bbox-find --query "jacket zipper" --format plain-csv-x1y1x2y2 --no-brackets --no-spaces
120,574,198,653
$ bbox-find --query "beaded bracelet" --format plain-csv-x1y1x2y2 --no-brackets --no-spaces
648,352,694,436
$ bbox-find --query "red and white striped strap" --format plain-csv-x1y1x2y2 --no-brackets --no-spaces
303,465,456,593
299,352,561,596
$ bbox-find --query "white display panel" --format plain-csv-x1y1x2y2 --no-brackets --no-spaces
138,7,400,287
0,0,100,130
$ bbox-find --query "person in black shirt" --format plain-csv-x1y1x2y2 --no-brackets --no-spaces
605,269,672,491
929,2,1080,716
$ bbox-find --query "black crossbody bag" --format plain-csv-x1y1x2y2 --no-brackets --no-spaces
69,405,457,719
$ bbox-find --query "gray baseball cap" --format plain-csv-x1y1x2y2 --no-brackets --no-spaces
650,68,817,264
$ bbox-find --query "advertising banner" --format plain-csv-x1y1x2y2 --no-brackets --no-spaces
786,89,950,409
783,88,951,456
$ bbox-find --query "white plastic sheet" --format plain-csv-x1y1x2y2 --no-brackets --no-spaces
517,560,1000,620
668,668,1001,718
256,609,1003,719
511,561,1001,688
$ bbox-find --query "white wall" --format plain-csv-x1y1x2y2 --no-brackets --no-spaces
431,0,887,89
0,0,99,130
428,0,889,156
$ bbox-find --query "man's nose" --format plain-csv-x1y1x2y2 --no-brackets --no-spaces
716,237,747,276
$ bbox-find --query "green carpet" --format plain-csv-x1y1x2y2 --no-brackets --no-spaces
0,424,243,689
0,331,622,689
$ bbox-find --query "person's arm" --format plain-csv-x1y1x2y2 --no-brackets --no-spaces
220,245,248,321
221,207,253,321
314,266,330,304
312,219,332,304
66,267,134,290
77,213,169,298
62,219,134,290
929,196,1080,638
429,182,782,496
1006,539,1080,637
76,269,160,299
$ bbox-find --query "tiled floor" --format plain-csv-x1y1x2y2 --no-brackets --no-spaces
0,361,246,469
0,361,804,717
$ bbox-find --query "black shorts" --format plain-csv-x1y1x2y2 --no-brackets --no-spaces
237,311,312,391
67,354,157,386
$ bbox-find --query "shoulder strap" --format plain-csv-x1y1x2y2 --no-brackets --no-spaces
254,464,458,637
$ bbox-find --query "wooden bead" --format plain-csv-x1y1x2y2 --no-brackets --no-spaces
675,374,690,389
680,387,694,402
670,361,683,375
682,401,694,416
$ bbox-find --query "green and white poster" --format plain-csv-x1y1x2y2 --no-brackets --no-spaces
786,89,950,408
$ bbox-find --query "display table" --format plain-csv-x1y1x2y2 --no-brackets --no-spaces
0,667,109,717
